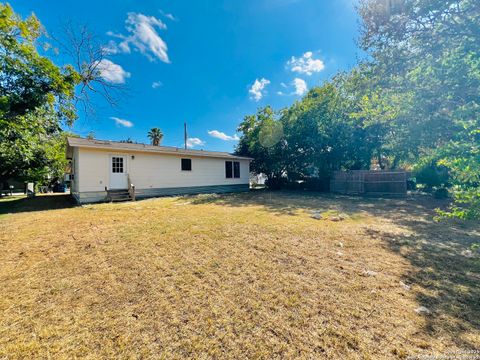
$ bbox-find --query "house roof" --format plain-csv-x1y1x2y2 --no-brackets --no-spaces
66,137,253,161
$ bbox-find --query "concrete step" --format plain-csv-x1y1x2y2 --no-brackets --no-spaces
106,189,133,202
109,192,130,196
110,196,132,202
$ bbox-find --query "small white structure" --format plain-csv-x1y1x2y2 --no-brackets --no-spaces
66,137,252,204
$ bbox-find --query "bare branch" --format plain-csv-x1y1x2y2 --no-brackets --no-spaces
50,22,128,119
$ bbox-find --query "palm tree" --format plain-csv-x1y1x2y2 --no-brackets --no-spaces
148,128,163,146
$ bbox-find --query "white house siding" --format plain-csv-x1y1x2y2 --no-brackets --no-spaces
77,148,110,192
129,151,249,188
73,148,250,203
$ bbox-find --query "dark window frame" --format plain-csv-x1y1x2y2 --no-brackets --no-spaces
225,161,240,179
233,161,240,178
112,156,124,173
225,161,233,178
181,158,192,171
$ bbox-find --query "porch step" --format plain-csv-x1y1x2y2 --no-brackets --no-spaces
106,189,133,202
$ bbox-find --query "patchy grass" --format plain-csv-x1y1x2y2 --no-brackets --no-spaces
0,195,25,202
0,191,478,359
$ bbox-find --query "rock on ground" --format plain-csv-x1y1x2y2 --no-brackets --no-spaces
363,270,378,277
415,306,431,315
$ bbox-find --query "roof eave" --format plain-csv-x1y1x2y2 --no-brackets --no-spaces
66,137,253,161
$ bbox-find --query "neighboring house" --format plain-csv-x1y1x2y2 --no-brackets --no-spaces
66,137,252,204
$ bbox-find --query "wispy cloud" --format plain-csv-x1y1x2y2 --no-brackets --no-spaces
103,40,122,55
208,130,240,141
152,81,162,89
107,12,170,63
287,51,325,75
276,78,308,97
111,117,134,128
249,78,270,101
186,137,205,148
293,78,308,96
160,9,178,21
95,59,131,84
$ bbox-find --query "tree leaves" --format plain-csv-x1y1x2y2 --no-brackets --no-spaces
359,0,480,218
0,4,79,184
238,0,479,219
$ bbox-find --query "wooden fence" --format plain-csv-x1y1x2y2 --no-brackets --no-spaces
330,170,408,196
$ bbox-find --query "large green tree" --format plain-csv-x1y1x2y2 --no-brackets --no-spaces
358,0,480,218
0,3,81,187
236,78,393,187
0,5,78,123
281,82,366,177
236,106,289,188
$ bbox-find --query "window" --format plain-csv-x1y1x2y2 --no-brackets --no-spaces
112,157,124,173
225,161,233,178
181,158,192,171
225,161,240,178
234,161,240,178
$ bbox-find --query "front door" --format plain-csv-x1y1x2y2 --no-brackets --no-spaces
109,155,128,189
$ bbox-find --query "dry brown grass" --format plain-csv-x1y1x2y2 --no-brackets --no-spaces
0,191,479,359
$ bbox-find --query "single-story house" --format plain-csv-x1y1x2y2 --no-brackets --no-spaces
66,137,252,204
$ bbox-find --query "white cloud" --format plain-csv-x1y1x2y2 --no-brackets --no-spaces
186,137,205,148
293,78,308,96
152,81,162,89
102,40,121,55
208,130,240,141
276,78,307,97
160,10,177,21
108,13,170,63
95,59,131,84
111,117,134,128
249,78,270,101
287,51,325,75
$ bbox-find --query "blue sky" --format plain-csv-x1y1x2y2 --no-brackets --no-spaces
12,0,360,152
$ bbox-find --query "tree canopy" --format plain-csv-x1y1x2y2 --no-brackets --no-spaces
0,4,82,187
0,4,118,189
237,0,480,218
358,0,480,218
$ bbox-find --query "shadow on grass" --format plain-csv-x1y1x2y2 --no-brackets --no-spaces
0,194,77,215
367,218,480,350
182,190,480,349
182,189,349,216
181,189,444,219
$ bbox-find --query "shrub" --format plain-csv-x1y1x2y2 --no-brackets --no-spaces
434,187,449,199
414,160,450,190
303,177,330,191
406,178,416,190
265,177,287,190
